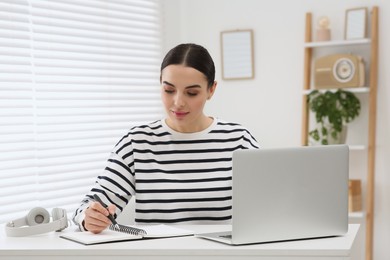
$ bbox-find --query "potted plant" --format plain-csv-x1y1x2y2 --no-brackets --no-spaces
307,89,361,145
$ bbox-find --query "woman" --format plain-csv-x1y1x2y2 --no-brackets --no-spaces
73,43,259,233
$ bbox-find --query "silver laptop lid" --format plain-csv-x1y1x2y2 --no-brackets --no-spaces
231,145,349,245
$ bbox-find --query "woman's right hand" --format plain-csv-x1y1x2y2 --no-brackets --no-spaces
83,201,116,234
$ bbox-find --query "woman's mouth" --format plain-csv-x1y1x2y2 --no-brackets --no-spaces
172,110,189,118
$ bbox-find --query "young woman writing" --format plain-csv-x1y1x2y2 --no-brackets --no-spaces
73,43,259,233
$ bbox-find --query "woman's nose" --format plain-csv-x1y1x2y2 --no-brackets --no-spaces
174,94,185,107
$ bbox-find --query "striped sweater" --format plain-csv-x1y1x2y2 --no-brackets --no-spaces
73,118,259,229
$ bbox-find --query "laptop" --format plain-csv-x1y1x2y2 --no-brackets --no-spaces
196,145,349,245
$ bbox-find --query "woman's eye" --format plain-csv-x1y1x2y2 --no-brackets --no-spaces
187,92,198,96
164,89,174,94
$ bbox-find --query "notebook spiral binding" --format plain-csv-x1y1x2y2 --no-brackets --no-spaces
109,224,147,236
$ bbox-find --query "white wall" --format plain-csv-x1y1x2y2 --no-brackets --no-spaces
162,0,389,259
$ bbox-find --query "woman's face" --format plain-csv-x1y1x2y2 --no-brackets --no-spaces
161,64,216,133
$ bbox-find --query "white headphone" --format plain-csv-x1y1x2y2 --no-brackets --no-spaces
5,207,68,237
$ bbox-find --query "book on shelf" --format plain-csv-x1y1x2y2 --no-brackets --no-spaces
60,224,194,245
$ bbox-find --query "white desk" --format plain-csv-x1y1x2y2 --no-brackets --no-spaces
0,224,359,260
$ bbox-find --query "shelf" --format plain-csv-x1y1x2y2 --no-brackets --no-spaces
349,211,365,224
307,145,366,150
349,211,365,219
349,145,367,151
303,87,370,95
304,38,371,48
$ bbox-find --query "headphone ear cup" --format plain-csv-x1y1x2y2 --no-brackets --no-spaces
26,207,50,226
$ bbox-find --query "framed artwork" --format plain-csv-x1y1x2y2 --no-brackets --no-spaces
345,7,368,40
221,29,254,80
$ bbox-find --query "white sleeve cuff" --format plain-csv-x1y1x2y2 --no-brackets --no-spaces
72,206,89,232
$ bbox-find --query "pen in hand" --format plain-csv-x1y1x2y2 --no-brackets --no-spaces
92,194,120,231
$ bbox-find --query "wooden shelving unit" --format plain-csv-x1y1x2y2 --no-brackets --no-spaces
302,87,370,95
301,7,379,260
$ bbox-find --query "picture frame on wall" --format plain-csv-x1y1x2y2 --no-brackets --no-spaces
221,29,254,80
344,7,368,40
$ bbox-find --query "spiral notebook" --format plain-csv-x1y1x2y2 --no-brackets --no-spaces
60,224,194,245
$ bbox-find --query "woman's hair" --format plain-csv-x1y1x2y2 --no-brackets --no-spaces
160,43,215,88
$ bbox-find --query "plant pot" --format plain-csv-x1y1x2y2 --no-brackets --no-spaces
328,125,347,144
310,124,347,145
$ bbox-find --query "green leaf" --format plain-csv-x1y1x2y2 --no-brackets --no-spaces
309,129,320,141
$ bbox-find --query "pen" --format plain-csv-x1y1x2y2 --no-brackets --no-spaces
92,194,120,230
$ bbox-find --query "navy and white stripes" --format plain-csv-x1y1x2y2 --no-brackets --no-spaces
73,118,259,229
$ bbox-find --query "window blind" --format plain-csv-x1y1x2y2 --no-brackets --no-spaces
0,0,163,224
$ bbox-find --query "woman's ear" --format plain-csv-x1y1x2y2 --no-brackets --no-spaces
207,81,217,100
